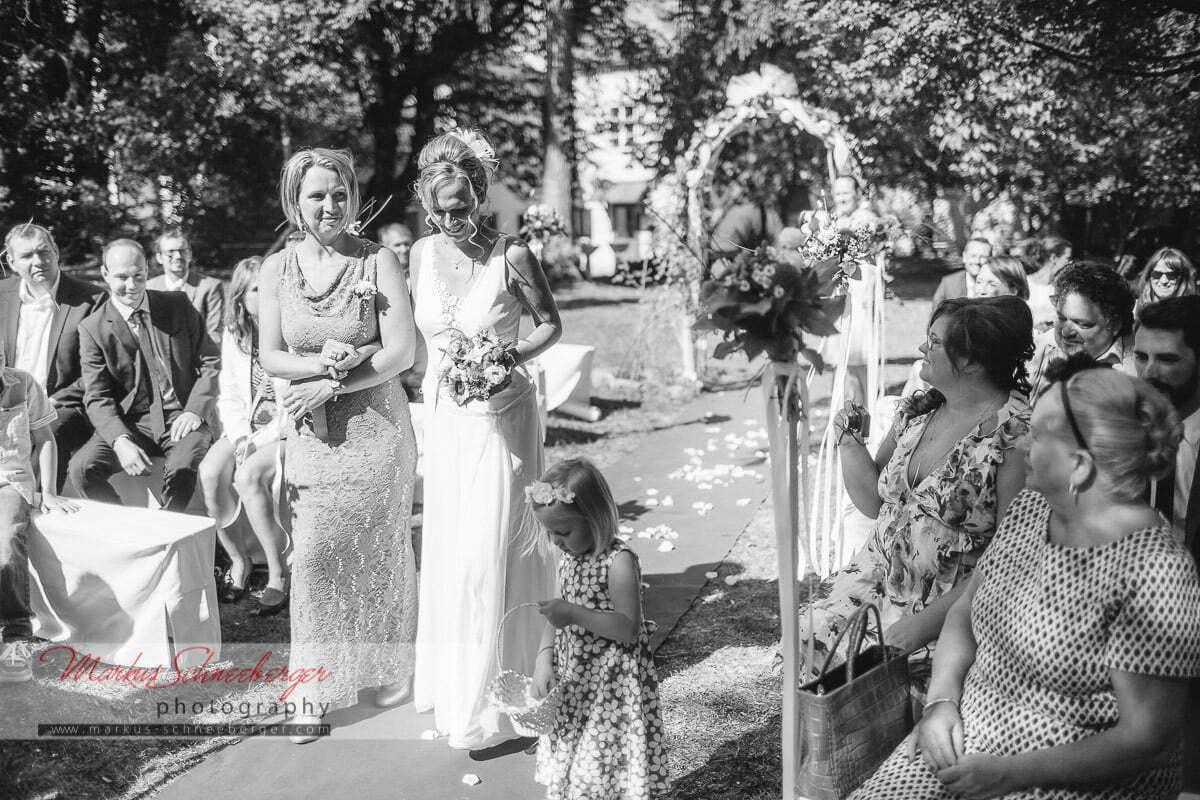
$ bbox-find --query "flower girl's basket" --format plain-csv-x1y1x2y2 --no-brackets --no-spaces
486,602,563,736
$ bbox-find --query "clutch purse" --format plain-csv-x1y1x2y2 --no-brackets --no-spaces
796,603,912,800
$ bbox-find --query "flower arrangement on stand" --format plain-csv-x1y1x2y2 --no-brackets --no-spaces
439,329,517,406
519,204,567,255
695,246,847,370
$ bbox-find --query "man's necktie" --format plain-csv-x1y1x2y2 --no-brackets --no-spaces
131,309,167,439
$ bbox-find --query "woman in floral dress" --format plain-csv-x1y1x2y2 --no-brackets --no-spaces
800,297,1034,684
854,364,1200,799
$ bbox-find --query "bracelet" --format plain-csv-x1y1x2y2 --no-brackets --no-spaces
328,376,342,398
922,697,959,713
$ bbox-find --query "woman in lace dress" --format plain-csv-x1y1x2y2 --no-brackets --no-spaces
258,148,419,742
799,297,1033,687
410,130,562,749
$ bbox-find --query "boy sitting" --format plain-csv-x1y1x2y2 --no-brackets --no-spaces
0,342,77,682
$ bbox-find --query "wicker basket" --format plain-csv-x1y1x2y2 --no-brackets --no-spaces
485,602,563,736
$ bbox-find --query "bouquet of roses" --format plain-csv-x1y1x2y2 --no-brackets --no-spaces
696,246,845,366
439,329,517,406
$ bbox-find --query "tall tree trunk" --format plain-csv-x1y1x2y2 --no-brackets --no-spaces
396,81,439,231
540,0,576,235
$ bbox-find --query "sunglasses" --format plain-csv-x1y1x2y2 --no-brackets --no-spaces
1060,380,1090,452
1150,270,1181,281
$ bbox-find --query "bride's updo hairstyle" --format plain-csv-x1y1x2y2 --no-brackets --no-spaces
415,129,499,237
901,296,1035,418
279,147,360,236
1053,367,1181,501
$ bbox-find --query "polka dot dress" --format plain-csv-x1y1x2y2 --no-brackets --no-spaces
851,489,1200,799
535,541,669,799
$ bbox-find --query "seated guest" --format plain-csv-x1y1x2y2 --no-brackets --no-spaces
378,223,414,287
0,338,78,683
1134,247,1197,319
0,223,106,490
794,297,1032,687
69,239,219,513
147,228,225,343
973,255,1030,301
1133,296,1200,551
931,238,991,311
197,257,291,611
853,365,1200,800
1027,261,1135,397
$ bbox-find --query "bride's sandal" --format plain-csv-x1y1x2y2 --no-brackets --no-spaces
288,714,325,745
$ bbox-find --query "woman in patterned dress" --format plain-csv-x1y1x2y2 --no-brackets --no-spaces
854,364,1200,799
801,297,1034,683
258,148,420,742
529,458,669,799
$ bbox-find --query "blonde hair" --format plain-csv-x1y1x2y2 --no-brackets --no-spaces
532,458,619,555
278,148,361,236
414,130,497,240
1058,369,1181,500
225,256,262,356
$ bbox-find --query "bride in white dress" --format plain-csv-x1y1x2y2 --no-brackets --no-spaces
410,130,563,749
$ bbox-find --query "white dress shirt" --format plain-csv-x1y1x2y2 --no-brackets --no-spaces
161,272,187,292
1160,406,1200,541
14,276,59,388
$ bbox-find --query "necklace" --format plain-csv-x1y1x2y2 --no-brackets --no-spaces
431,238,487,326
909,396,1006,485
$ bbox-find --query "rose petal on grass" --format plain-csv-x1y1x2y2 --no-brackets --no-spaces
661,495,674,507
657,541,675,552
462,774,482,786
704,571,719,580
736,498,752,506
724,575,740,586
646,488,659,496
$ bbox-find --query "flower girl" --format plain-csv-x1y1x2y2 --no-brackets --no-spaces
528,458,669,799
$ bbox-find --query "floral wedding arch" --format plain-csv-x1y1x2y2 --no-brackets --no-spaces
648,64,882,800
647,62,868,380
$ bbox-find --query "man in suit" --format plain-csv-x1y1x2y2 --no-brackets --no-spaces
931,237,992,312
146,228,225,343
1,223,107,490
1132,295,1200,551
69,239,220,512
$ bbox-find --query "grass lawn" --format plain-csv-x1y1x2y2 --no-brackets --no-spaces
2,271,936,800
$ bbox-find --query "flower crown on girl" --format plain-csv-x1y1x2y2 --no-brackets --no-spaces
525,481,575,506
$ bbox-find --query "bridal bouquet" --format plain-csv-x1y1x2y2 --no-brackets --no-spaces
696,246,845,366
439,329,517,406
519,204,567,244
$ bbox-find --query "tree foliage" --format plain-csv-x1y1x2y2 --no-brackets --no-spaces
654,0,1200,254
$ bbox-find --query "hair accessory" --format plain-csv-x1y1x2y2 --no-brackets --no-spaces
525,481,575,505
453,128,500,176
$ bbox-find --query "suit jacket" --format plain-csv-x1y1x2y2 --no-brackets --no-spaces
79,290,221,444
0,272,107,407
147,271,225,342
931,270,969,312
1184,447,1200,561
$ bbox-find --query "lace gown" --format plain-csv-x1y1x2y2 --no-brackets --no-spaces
412,235,557,748
276,240,418,711
797,391,1031,681
852,490,1200,799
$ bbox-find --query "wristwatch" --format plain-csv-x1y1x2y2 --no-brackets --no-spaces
328,376,342,397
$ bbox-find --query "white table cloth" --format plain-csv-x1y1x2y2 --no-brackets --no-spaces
529,342,600,422
28,499,221,669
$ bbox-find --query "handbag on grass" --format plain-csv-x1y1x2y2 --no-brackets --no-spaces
796,603,912,800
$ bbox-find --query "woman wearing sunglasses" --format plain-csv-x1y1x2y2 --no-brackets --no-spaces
1136,247,1197,318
